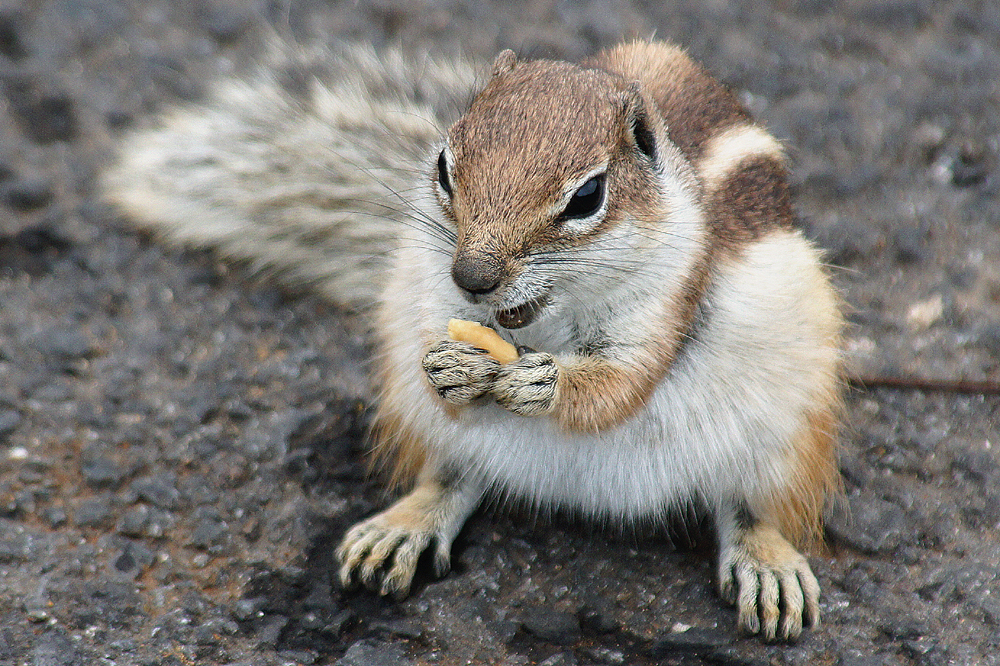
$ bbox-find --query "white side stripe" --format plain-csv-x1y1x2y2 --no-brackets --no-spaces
697,124,785,192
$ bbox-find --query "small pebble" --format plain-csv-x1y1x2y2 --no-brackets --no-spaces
650,627,730,655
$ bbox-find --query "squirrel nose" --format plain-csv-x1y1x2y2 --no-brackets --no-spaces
452,252,502,296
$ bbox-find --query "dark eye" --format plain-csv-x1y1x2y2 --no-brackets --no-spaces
437,150,453,197
558,174,605,221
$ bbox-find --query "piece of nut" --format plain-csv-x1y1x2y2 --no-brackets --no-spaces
447,319,520,364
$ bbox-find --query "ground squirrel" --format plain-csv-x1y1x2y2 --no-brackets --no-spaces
103,40,842,642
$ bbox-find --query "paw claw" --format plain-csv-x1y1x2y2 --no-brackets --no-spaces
758,570,780,641
336,476,479,602
799,569,821,628
336,501,462,600
433,542,451,578
719,524,820,642
336,524,382,588
337,520,431,598
778,570,805,639
359,530,404,585
734,564,760,635
717,566,737,605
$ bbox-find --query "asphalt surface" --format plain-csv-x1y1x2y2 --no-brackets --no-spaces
1,1,998,665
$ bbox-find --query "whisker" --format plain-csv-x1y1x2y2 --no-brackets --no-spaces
533,252,669,277
350,198,456,247
318,157,459,249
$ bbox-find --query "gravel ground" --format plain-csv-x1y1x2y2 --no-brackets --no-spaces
1,1,999,664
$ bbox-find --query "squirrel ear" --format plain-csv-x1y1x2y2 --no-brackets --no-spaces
492,49,518,77
620,81,657,161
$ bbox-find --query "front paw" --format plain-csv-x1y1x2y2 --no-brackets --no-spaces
493,351,559,416
422,339,500,405
718,524,820,642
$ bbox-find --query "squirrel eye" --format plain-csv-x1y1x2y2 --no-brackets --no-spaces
558,174,605,221
437,150,453,197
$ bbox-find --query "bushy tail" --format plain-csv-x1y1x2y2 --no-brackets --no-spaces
102,42,478,308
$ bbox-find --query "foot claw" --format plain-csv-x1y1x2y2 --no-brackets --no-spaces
757,569,780,641
337,516,435,599
718,524,819,642
433,540,451,578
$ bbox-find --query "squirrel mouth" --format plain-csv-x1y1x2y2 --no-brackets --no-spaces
495,295,547,330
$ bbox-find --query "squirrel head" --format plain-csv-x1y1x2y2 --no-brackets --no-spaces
434,54,684,329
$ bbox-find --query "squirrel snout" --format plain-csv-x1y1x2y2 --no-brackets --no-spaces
451,252,504,297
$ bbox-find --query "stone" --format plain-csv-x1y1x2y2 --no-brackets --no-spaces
15,92,78,144
112,541,154,579
835,652,889,666
951,450,1000,483
581,646,624,664
189,509,229,550
115,505,149,537
254,614,289,650
825,492,908,554
650,627,730,655
951,149,988,187
893,227,930,264
334,640,411,666
579,599,619,634
519,607,582,645
77,579,143,629
73,495,113,529
3,178,53,211
81,456,129,489
199,2,251,42
0,409,21,438
131,473,182,509
32,327,93,360
880,619,929,640
43,507,67,528
372,619,423,639
0,11,28,60
231,597,265,622
848,0,931,29
30,629,86,666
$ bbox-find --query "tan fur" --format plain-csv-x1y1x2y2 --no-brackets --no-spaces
767,404,843,544
553,358,649,432
551,330,684,433
588,41,750,160
368,405,428,490
336,466,482,598
762,259,843,545
374,480,449,526
733,523,807,568
446,60,660,250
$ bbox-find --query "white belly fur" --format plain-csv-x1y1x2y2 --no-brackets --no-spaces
378,229,840,521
